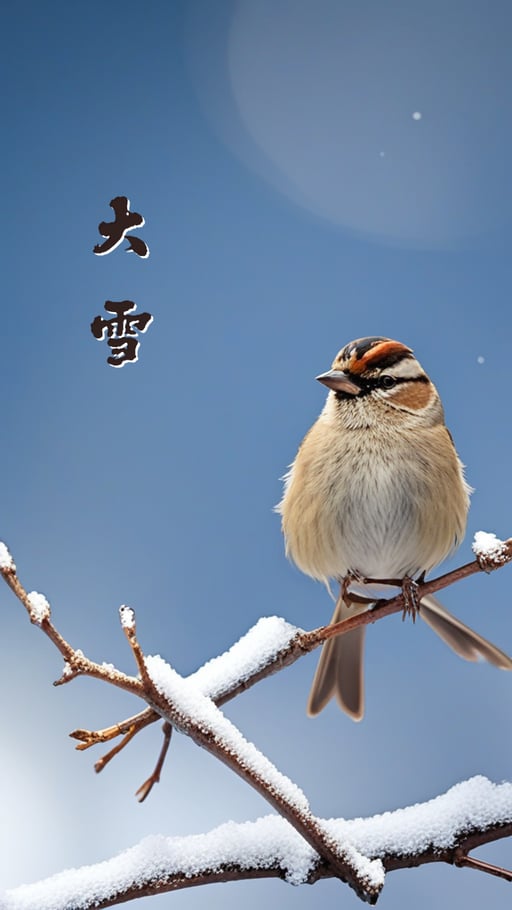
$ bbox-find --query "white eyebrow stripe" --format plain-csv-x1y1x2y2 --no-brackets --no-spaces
386,358,426,380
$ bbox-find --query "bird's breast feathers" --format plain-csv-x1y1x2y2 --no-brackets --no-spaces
278,416,469,583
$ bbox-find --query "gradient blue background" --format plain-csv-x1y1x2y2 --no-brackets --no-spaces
1,1,512,907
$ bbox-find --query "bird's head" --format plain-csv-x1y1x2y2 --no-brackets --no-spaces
317,336,440,418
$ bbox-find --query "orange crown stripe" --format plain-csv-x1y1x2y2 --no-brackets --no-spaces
350,340,413,374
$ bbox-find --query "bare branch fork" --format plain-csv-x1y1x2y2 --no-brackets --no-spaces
1,535,511,907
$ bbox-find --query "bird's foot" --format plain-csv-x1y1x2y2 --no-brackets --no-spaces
401,576,420,622
345,573,424,619
340,572,374,607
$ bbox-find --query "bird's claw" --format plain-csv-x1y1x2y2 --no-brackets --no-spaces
401,577,420,622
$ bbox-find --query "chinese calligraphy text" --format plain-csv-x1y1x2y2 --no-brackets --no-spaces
91,301,153,368
93,196,149,258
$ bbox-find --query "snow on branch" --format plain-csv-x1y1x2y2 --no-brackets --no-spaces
472,531,512,569
189,615,300,699
2,777,511,910
1,534,512,906
145,654,310,816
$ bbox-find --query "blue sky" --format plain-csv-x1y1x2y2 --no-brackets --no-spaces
1,1,512,907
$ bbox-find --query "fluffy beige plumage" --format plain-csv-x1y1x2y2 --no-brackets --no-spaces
276,336,512,719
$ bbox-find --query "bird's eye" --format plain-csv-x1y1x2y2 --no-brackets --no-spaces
380,375,397,389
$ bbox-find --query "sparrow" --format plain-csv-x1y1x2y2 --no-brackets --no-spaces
276,336,512,720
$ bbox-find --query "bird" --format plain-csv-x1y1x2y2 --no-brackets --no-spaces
276,336,512,720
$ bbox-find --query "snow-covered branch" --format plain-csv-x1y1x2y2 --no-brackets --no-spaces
1,535,511,905
2,777,511,910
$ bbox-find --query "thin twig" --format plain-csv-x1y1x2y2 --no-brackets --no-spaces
135,722,173,802
453,848,512,882
94,725,140,773
0,565,144,698
120,605,152,684
70,711,157,750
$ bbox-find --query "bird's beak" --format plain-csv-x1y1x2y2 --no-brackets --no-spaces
316,370,361,395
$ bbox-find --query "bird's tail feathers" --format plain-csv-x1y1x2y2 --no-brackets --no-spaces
419,593,512,669
307,596,367,720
